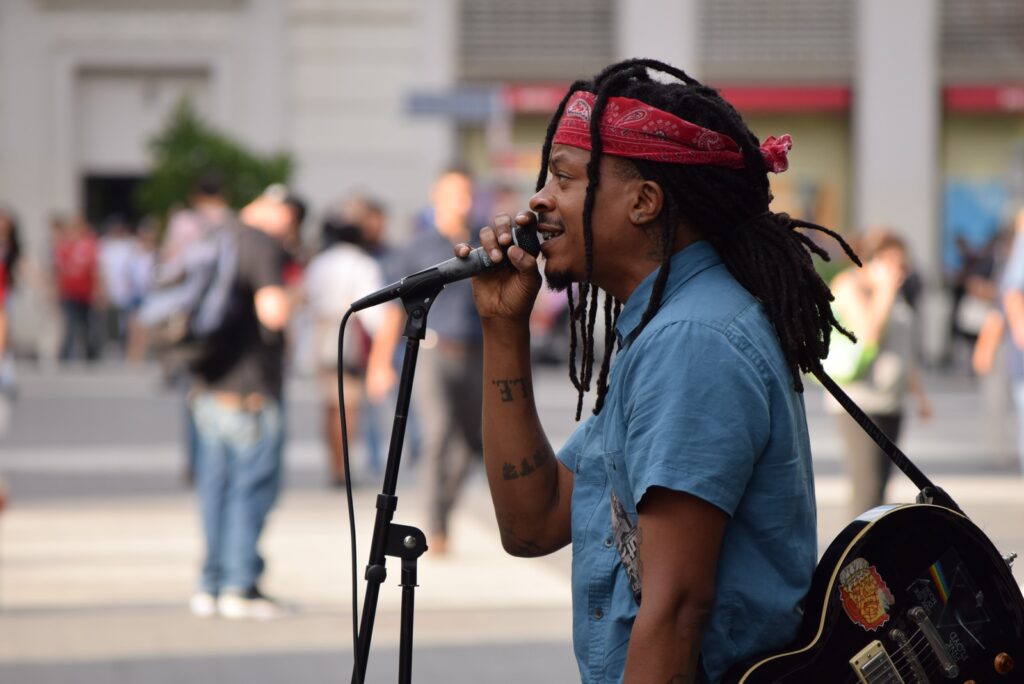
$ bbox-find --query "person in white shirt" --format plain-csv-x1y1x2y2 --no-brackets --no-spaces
303,204,385,485
98,215,138,351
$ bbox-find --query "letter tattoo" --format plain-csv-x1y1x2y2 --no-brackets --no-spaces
491,377,531,402
533,449,551,468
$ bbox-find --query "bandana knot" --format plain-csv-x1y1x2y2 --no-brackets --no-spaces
759,134,793,174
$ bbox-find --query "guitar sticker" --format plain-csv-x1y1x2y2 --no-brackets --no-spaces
839,557,895,631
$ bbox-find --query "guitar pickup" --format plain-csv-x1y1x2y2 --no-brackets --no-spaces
850,640,905,684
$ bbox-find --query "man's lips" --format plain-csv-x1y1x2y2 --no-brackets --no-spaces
537,222,564,242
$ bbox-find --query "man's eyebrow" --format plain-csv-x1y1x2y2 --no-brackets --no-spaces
548,152,570,167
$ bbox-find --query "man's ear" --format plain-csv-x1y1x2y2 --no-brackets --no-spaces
630,179,664,226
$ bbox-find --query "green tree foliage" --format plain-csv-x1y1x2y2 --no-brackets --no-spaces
137,99,293,222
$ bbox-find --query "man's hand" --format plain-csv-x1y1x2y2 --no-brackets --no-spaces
455,213,542,323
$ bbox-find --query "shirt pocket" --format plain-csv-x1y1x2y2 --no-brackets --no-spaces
570,448,609,555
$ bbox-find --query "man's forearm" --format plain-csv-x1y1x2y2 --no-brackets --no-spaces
623,603,708,683
1004,291,1024,349
481,318,567,556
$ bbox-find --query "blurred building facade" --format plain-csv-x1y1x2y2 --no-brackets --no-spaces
0,0,1022,361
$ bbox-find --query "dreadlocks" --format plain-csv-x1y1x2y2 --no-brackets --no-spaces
536,59,860,419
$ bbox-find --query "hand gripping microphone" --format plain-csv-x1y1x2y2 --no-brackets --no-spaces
349,221,542,312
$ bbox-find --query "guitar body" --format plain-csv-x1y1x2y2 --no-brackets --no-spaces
726,504,1024,683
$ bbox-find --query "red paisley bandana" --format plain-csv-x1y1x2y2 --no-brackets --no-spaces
552,91,792,173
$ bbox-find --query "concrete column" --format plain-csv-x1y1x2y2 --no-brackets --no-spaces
237,0,286,153
415,0,457,176
0,0,52,257
855,0,940,262
854,0,943,360
616,0,699,76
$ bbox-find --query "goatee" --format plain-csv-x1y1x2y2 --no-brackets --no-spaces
544,268,574,293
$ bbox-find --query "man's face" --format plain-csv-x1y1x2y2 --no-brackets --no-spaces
529,144,644,296
432,172,474,240
240,196,292,242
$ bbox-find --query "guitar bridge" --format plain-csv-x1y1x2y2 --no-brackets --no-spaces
850,640,905,684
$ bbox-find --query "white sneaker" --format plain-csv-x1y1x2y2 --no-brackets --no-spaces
217,588,284,621
189,591,217,618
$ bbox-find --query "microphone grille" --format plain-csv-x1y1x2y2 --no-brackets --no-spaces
512,222,541,257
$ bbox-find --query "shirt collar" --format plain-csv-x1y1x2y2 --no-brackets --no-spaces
614,240,722,348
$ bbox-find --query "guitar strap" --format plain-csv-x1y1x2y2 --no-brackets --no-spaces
811,367,963,514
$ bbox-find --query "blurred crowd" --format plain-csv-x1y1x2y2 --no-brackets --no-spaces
0,168,561,617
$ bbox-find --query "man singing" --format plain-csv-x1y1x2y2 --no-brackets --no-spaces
457,59,857,683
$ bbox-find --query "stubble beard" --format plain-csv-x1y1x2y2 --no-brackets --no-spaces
543,267,575,293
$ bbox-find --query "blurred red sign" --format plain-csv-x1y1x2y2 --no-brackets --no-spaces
502,84,572,114
945,86,1024,112
502,83,851,114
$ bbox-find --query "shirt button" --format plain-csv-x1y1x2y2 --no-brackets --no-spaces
603,537,613,548
594,608,604,620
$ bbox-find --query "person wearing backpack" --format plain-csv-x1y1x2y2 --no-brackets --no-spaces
184,180,290,621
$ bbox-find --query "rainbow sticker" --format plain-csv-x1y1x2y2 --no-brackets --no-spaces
929,561,951,604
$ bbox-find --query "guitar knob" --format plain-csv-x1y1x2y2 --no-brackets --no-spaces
995,652,1014,675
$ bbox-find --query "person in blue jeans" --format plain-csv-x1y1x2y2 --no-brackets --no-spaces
186,179,290,620
457,60,860,682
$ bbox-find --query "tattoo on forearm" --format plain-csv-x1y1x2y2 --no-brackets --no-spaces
501,449,552,480
496,513,547,557
499,528,546,556
491,377,532,402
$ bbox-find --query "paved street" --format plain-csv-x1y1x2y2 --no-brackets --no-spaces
0,360,1022,683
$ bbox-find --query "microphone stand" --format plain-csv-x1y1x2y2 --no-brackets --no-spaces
351,279,442,684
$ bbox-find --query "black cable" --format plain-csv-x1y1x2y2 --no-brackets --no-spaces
336,308,362,683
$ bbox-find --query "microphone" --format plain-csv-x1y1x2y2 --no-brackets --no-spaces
349,220,542,312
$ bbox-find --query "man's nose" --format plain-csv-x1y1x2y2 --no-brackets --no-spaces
529,190,553,213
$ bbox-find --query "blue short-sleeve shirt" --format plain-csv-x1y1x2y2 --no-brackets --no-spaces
556,241,817,683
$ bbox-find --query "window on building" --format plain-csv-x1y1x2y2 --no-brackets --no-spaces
459,0,614,83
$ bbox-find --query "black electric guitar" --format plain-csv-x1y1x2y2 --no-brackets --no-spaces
724,371,1024,683
725,503,1024,683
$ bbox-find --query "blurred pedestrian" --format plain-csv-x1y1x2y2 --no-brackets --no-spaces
302,202,385,486
825,228,932,517
187,182,289,620
54,215,101,362
0,208,21,392
125,220,159,363
352,196,395,476
990,207,1024,475
156,178,236,485
358,196,391,261
97,214,137,354
0,208,20,297
949,233,1004,371
367,167,482,555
